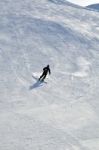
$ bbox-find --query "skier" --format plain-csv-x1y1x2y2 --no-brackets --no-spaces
39,65,51,81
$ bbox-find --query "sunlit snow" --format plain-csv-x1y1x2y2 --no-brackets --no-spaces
0,0,99,150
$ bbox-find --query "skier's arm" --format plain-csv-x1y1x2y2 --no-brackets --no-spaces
43,67,46,71
49,68,51,74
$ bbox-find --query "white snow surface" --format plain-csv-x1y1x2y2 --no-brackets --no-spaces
0,0,99,150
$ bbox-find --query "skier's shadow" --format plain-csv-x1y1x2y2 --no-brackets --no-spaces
29,76,44,90
29,81,43,90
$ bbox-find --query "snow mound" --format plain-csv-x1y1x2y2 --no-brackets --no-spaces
0,0,99,150
87,3,99,11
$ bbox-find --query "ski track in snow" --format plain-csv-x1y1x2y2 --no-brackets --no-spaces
0,0,99,150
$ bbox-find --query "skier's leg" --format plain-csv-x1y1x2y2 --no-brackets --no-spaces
39,73,44,81
41,74,47,81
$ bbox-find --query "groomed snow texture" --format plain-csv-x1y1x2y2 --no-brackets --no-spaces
0,0,99,150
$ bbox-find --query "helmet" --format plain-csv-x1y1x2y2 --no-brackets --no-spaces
47,64,49,68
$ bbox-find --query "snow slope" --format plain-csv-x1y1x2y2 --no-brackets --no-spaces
0,0,99,150
87,3,99,11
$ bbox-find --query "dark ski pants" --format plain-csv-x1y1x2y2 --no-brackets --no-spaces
39,73,47,81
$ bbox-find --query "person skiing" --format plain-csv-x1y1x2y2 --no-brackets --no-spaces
39,65,51,81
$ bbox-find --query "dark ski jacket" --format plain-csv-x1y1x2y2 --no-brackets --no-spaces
43,66,51,75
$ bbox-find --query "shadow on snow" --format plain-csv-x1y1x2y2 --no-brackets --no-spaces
29,80,44,90
29,75,47,90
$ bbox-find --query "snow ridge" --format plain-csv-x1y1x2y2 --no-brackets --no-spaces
0,0,99,150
